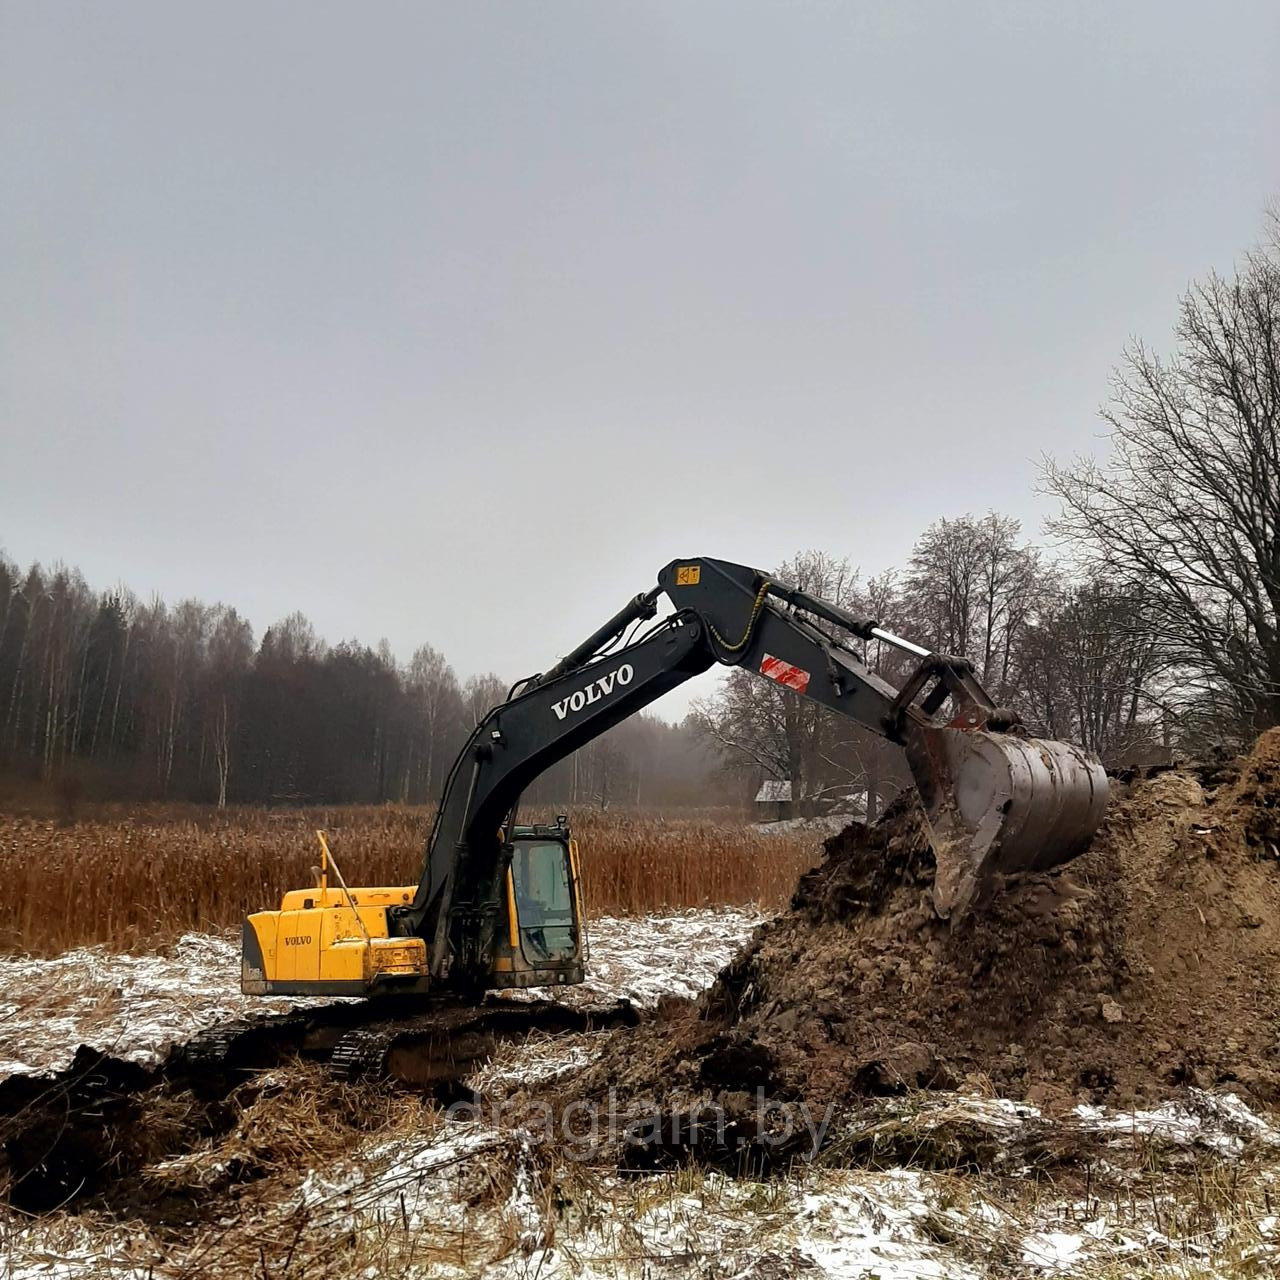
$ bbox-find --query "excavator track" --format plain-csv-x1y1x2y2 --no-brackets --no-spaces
167,994,638,1088
328,998,639,1088
329,1027,397,1080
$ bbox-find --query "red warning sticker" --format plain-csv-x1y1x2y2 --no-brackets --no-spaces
759,653,811,693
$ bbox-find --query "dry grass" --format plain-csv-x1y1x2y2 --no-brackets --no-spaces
0,805,819,954
9,1123,1279,1280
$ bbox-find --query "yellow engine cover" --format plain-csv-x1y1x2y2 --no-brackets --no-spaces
241,885,430,997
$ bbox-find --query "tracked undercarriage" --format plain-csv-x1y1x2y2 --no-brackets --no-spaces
181,990,636,1086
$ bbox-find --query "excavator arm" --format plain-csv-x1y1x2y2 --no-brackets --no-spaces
398,557,1108,984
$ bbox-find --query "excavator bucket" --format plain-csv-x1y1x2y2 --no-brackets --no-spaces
906,728,1109,919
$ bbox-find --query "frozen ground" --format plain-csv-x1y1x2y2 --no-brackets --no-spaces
0,908,762,1078
3,908,1280,1278
4,1094,1280,1279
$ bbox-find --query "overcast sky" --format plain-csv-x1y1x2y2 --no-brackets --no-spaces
3,1,1278,717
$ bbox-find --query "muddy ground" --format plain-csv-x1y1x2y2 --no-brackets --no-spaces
0,912,756,1222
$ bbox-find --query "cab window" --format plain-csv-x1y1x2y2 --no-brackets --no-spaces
510,839,577,962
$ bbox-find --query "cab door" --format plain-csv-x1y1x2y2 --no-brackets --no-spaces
508,837,580,964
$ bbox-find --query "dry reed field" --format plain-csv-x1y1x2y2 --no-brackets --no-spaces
0,805,818,955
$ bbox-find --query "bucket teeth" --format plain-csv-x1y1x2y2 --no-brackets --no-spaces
905,728,1109,919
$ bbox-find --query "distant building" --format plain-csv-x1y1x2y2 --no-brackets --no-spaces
754,780,795,821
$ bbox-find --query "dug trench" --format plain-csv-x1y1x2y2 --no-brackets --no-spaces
0,996,637,1220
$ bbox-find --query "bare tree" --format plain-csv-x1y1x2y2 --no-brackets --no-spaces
1014,577,1163,760
462,672,508,728
1045,222,1280,740
205,606,252,807
404,644,462,801
905,518,985,657
904,513,1039,694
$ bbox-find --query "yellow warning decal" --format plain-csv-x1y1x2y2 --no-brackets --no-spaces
675,565,701,586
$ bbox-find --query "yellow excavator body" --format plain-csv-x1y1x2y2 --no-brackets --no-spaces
242,829,587,998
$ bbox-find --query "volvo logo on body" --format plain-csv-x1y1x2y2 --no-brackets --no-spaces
552,663,634,720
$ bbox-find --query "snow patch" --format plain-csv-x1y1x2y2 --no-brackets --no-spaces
1074,1089,1280,1157
523,908,763,1009
0,908,762,1080
0,932,319,1076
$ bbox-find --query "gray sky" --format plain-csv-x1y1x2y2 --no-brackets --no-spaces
3,1,1278,718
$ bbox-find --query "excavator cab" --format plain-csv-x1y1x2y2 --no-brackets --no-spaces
492,821,587,985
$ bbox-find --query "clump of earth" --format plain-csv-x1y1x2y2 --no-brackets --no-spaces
554,729,1280,1158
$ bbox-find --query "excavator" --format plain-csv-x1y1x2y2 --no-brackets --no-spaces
242,555,1108,1012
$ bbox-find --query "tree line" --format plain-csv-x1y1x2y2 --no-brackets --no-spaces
0,569,718,808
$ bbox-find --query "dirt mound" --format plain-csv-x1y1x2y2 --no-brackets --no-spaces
564,729,1280,1161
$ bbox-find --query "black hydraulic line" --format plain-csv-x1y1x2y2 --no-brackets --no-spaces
766,583,880,641
535,590,660,688
505,602,657,701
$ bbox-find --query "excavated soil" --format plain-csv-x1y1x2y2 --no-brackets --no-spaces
562,729,1280,1162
